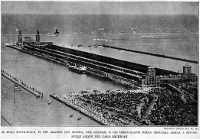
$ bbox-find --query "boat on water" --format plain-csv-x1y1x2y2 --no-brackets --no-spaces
68,63,87,74
54,29,60,35
47,98,53,105
47,28,60,37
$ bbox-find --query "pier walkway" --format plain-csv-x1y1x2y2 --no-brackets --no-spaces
1,70,43,98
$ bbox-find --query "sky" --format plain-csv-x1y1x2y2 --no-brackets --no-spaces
1,1,199,15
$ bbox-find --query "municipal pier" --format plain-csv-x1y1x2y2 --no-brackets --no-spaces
2,30,198,126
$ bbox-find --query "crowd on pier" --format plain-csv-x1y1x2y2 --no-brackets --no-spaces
61,94,118,126
65,90,155,126
147,89,198,125
82,91,152,115
65,88,198,126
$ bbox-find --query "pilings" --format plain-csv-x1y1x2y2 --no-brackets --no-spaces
1,69,43,98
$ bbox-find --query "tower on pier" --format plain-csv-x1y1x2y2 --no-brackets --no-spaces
183,64,192,75
36,30,40,42
17,30,23,47
142,67,160,87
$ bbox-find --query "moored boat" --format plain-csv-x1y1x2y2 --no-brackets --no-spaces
68,63,87,74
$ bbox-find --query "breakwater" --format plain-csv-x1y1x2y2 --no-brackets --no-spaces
99,44,198,64
1,69,43,97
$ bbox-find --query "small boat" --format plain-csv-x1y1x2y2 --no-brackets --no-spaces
69,114,73,118
77,117,82,120
54,29,60,35
47,28,60,37
77,44,83,47
47,99,52,105
68,64,87,74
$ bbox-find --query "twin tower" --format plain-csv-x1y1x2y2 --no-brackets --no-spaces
17,30,40,44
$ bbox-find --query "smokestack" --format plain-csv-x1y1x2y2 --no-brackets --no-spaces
36,30,40,42
18,30,22,44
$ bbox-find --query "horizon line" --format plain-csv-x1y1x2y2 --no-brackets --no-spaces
2,13,198,16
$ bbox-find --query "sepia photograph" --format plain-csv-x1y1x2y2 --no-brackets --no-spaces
1,1,199,127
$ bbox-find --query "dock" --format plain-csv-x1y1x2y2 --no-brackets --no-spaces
1,70,43,98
